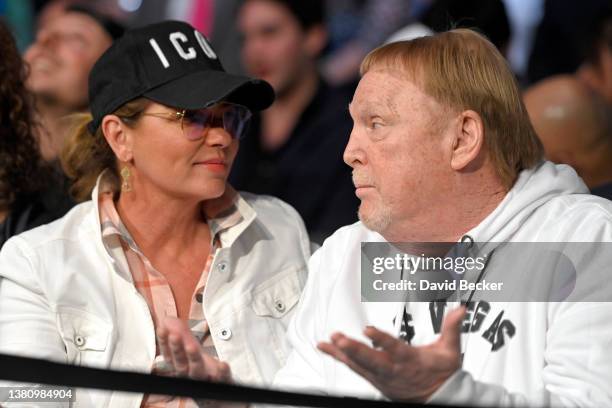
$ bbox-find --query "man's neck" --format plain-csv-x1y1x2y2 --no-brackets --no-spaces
0,209,7,224
383,171,508,243
260,68,319,152
35,100,80,161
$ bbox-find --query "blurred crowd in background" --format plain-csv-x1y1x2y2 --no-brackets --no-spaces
1,0,612,247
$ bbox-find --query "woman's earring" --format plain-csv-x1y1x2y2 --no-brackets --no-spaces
120,166,132,192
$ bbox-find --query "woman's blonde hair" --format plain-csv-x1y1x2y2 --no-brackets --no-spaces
61,98,150,201
360,29,543,188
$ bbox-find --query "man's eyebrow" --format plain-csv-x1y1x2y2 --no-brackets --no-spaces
349,100,397,117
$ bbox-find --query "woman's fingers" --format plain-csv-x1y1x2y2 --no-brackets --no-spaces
158,317,231,382
169,333,190,376
157,325,174,372
216,361,232,383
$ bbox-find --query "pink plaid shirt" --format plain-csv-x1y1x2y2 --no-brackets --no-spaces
98,179,243,407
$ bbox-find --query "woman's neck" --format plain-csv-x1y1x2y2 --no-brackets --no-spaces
115,189,209,260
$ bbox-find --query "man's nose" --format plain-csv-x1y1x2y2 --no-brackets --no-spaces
37,31,59,49
343,127,366,167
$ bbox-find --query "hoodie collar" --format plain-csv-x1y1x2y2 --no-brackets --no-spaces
464,161,588,245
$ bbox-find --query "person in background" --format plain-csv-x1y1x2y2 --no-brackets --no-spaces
0,21,311,407
0,0,35,51
134,0,246,75
420,0,511,57
576,8,612,105
322,0,414,86
24,3,124,161
524,75,612,199
230,0,359,244
166,0,246,75
527,0,611,85
0,19,73,249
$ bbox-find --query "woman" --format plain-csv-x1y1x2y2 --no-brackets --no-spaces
0,21,311,407
0,20,73,248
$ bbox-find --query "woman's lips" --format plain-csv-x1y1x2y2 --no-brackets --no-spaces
194,160,227,173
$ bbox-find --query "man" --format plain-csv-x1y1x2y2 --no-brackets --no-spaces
24,5,124,161
229,0,359,243
524,75,612,199
576,9,612,105
527,0,611,85
421,0,512,56
163,29,612,406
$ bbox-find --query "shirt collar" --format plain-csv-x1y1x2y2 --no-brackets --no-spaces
92,169,256,251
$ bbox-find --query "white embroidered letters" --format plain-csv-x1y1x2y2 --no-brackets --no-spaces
194,30,217,59
149,31,217,68
149,38,169,68
169,32,197,60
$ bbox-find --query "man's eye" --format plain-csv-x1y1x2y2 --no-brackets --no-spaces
369,120,384,130
261,25,281,38
61,33,87,48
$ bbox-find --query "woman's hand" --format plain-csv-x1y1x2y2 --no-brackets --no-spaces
157,317,232,383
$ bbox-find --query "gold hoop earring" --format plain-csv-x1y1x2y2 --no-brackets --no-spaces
120,166,132,192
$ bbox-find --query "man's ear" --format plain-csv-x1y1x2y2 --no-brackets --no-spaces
101,115,134,163
304,24,327,58
450,110,485,171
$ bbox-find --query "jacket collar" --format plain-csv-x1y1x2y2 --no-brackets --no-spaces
85,170,257,270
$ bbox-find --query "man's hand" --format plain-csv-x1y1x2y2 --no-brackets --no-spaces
317,306,465,402
157,317,232,383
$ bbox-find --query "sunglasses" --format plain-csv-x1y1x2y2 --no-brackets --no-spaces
141,102,252,140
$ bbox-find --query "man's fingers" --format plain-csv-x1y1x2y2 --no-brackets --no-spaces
439,306,466,350
320,333,394,377
364,326,414,358
334,335,394,376
317,341,345,363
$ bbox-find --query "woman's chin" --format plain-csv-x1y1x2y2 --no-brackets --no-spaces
196,181,227,200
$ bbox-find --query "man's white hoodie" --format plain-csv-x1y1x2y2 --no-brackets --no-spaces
272,162,612,407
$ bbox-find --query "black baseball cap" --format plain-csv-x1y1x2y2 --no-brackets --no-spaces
87,20,275,133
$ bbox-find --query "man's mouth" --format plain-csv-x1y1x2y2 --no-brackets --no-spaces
30,58,58,73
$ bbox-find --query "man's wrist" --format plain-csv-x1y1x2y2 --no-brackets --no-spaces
425,369,465,404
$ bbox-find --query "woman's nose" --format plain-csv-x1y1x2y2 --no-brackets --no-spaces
204,126,233,147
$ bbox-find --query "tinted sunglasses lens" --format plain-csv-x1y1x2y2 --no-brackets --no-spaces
182,110,212,140
182,104,252,140
223,104,252,140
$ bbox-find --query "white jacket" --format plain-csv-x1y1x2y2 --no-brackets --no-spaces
0,183,311,407
273,162,612,407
